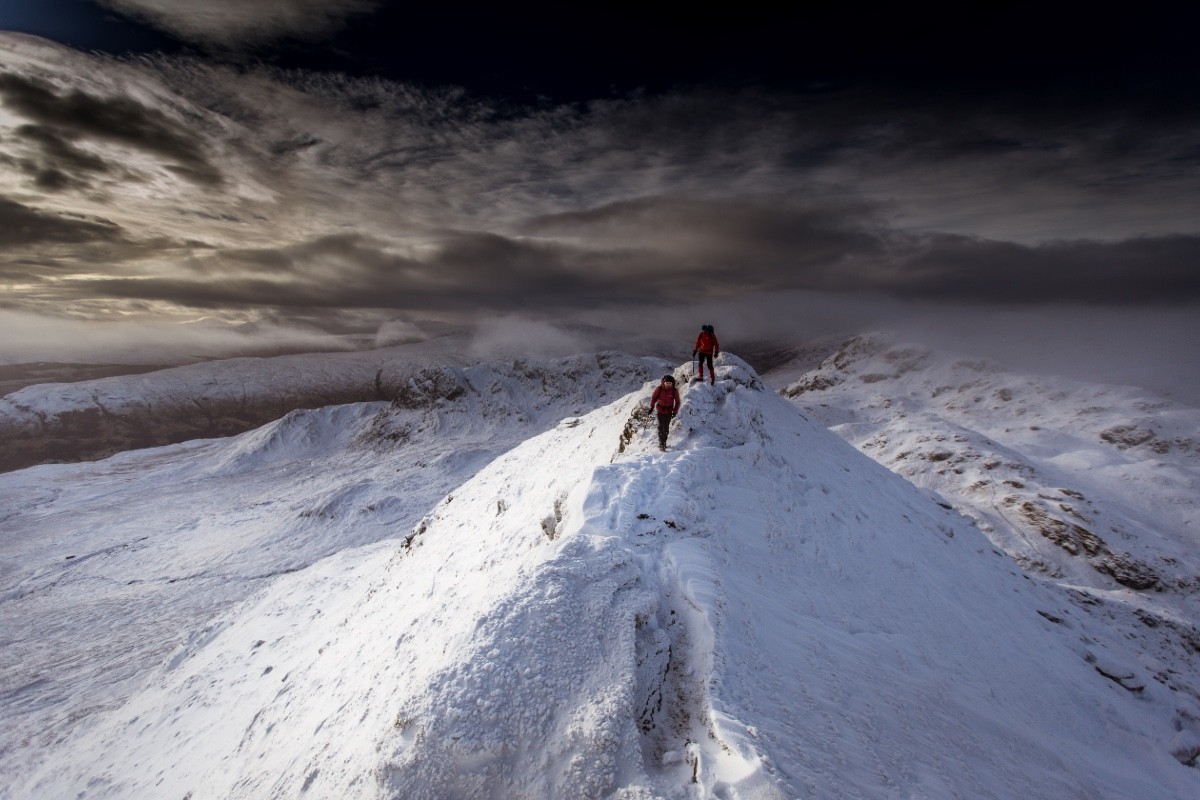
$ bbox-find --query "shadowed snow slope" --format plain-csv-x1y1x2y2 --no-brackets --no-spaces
8,355,1199,798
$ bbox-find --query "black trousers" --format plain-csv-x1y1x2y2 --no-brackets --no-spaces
656,412,672,445
696,352,714,376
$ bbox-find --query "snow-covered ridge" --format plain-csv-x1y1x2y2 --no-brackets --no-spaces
8,355,1198,798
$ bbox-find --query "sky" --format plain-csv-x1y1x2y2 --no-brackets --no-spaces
0,1,1198,371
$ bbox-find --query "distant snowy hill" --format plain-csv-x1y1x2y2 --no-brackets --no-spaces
0,338,454,472
0,329,678,473
3,353,1197,798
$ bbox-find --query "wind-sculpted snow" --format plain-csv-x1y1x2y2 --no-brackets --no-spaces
9,355,1197,798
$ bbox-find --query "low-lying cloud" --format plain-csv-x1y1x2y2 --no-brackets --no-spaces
0,307,355,366
465,316,592,361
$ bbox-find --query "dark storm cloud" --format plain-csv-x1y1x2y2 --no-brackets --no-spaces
3,29,1199,363
193,235,421,282
453,84,1200,247
523,197,883,278
524,196,1200,305
0,71,222,187
9,124,112,190
167,238,583,306
874,94,1200,191
0,196,124,247
46,189,1200,314
60,231,639,312
98,1,383,46
430,233,603,299
888,234,1200,305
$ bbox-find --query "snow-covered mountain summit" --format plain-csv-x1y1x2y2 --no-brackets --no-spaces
6,354,1196,798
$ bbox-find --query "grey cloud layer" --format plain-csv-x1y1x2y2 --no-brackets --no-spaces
99,1,383,45
65,232,640,312
53,203,1200,314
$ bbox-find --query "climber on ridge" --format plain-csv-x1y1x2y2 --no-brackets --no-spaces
649,374,680,451
693,324,719,384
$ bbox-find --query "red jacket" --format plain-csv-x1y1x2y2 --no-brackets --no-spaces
651,384,680,414
694,330,719,355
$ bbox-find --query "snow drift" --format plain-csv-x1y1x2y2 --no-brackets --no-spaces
8,354,1197,799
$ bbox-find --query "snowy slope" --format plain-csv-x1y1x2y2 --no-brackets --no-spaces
6,355,1197,798
781,335,1200,603
0,352,667,787
780,334,1200,781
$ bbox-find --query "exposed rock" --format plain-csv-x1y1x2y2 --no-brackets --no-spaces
1095,554,1160,591
782,373,840,396
1100,424,1157,449
1018,501,1160,589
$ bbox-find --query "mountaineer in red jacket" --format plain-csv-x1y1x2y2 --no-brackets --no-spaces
649,374,681,451
693,324,720,384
